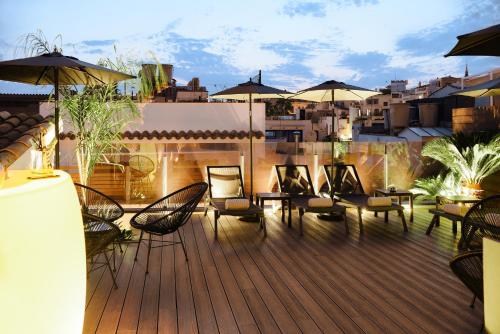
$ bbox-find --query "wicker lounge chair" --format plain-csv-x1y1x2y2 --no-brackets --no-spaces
324,164,407,233
74,183,124,288
275,164,347,235
130,182,207,274
205,166,266,238
459,195,500,250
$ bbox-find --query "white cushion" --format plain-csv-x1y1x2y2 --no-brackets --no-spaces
225,198,250,211
308,197,333,208
442,204,469,217
367,197,392,207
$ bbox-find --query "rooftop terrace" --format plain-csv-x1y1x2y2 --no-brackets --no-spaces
83,207,483,334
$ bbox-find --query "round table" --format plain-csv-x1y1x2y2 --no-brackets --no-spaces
0,170,86,334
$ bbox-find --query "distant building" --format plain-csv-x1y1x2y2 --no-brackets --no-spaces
138,64,209,102
0,93,49,115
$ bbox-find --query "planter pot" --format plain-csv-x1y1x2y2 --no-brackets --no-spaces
462,182,483,198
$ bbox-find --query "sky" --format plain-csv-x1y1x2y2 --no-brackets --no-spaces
0,0,499,94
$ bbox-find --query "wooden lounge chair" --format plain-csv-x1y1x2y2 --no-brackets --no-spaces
324,164,407,233
205,166,266,238
275,164,347,235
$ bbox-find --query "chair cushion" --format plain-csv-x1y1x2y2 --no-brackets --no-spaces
225,198,250,210
367,197,392,207
443,204,469,217
308,197,333,208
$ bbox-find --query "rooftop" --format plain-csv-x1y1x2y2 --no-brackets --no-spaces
84,208,483,333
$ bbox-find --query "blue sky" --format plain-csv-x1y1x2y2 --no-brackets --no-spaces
0,0,499,94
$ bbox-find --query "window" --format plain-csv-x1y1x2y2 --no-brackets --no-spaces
383,102,388,106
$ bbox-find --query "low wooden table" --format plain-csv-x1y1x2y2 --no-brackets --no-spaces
375,188,414,222
256,192,292,227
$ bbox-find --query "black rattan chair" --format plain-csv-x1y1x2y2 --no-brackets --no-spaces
275,164,347,235
129,155,155,199
460,195,500,250
205,166,266,238
449,250,483,309
130,182,208,274
324,164,407,233
75,183,124,288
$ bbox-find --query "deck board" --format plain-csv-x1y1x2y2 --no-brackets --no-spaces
84,207,484,333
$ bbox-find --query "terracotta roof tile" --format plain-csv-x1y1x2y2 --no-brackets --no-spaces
0,111,54,167
60,130,264,140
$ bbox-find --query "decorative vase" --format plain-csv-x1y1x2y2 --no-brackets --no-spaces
31,149,53,174
31,150,43,170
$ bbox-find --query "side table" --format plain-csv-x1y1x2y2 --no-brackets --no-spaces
375,188,414,222
256,192,292,227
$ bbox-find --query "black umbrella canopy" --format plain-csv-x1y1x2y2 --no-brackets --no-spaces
0,52,135,85
211,79,293,200
445,24,500,57
292,79,378,197
0,51,135,168
211,80,293,100
293,79,379,102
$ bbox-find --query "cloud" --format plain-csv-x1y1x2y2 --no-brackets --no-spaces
281,2,326,17
81,39,116,47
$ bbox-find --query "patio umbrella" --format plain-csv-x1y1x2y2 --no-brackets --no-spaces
445,24,500,57
453,77,500,97
0,51,135,167
211,79,293,200
292,80,379,196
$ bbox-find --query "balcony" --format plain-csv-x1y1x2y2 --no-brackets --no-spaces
83,208,483,333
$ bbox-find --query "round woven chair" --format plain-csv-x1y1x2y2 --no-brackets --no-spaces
460,194,500,250
449,250,483,309
130,182,208,274
129,155,155,199
74,183,124,288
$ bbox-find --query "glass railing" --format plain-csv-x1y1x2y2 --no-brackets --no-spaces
59,141,424,205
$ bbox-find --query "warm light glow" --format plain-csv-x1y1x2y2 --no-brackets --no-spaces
0,170,86,333
484,238,500,334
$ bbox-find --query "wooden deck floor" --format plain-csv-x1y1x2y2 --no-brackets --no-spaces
84,207,483,334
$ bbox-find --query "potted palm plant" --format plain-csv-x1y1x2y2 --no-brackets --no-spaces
420,133,500,197
61,84,138,186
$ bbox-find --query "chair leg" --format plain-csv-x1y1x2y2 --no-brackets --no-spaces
344,212,349,234
400,210,408,232
426,215,437,235
470,294,476,308
134,230,144,261
214,210,219,239
357,207,364,233
299,208,304,236
452,221,457,234
384,210,388,223
262,216,267,237
177,229,189,261
145,234,152,274
103,251,118,289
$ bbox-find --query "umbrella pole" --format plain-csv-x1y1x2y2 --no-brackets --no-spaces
330,89,335,198
249,93,253,202
54,68,60,169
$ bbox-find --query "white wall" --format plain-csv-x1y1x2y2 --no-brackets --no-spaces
40,102,266,133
